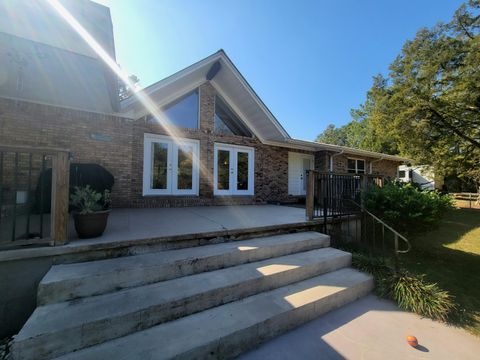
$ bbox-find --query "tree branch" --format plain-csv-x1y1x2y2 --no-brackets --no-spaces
429,107,480,148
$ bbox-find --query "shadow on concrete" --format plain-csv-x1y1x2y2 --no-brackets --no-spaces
239,294,404,360
414,344,429,352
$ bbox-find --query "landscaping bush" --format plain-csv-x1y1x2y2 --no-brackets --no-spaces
351,254,456,322
392,272,456,322
364,182,453,234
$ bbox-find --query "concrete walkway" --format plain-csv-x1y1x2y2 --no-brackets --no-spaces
68,205,310,245
239,294,480,360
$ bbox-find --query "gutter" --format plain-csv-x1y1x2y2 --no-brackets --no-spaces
329,150,344,172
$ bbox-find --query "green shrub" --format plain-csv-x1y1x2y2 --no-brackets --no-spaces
351,254,455,322
364,182,453,234
392,272,456,322
70,186,111,214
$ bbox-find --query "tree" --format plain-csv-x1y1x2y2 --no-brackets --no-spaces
315,124,348,146
118,74,140,101
317,0,480,187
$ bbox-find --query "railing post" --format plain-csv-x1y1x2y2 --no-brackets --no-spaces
51,151,70,245
360,174,368,208
394,233,399,273
305,170,317,221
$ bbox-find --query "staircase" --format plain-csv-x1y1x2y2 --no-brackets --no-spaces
11,231,373,360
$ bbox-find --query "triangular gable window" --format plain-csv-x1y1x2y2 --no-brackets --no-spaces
148,89,199,129
214,95,252,137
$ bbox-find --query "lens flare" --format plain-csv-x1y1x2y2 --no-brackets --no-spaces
46,0,242,208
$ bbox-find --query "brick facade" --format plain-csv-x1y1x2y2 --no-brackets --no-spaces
0,83,310,208
314,151,399,178
0,82,400,209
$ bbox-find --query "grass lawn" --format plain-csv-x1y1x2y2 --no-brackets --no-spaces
401,208,480,336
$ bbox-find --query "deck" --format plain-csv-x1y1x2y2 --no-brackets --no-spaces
0,204,323,262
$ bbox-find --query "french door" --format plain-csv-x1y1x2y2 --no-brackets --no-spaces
214,143,254,196
143,134,199,195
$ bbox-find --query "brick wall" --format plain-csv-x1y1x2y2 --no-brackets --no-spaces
318,151,399,178
129,82,302,207
0,97,133,207
0,86,399,210
0,83,311,208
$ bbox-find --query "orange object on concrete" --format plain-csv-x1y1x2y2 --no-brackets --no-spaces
406,335,418,347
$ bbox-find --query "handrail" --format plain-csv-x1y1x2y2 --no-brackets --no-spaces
360,204,411,254
347,199,411,254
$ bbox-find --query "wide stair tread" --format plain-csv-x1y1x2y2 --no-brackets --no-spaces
13,248,350,360
54,268,373,360
38,231,329,304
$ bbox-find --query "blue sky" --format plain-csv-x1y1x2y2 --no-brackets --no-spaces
94,0,463,141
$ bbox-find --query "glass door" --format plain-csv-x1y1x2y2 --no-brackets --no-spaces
143,134,199,196
172,143,198,195
149,140,172,195
214,144,254,195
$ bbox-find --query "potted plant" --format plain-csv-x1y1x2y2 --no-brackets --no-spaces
70,185,111,238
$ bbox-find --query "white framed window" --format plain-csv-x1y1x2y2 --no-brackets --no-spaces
347,158,366,174
214,143,255,196
143,134,200,196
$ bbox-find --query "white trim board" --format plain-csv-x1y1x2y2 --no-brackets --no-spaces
213,143,255,196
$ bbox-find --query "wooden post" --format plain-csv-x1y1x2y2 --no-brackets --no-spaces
51,151,70,245
306,170,317,221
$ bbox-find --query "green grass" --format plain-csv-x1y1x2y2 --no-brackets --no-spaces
401,208,480,336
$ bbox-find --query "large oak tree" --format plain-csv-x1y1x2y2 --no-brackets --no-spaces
317,1,480,187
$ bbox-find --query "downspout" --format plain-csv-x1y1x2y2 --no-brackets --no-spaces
329,150,344,172
369,156,384,174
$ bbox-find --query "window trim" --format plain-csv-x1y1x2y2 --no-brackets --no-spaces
347,157,366,174
143,133,200,196
213,142,255,196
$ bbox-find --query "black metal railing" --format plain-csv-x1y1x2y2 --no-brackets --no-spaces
306,171,410,269
313,173,362,219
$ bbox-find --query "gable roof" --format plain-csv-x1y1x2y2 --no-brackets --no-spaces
121,50,409,162
121,50,289,142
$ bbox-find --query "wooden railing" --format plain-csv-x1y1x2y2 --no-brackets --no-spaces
0,145,70,249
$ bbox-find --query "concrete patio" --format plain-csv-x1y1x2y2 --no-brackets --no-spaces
67,204,313,246
239,294,480,360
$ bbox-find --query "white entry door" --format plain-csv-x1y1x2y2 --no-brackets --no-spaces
214,143,254,195
143,134,200,196
288,152,314,196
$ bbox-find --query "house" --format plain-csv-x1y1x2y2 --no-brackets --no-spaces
398,164,444,190
0,0,407,211
0,2,410,357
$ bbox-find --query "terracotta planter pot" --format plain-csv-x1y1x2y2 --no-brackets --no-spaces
73,210,110,239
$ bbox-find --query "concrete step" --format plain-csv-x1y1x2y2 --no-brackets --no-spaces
13,248,351,360
53,268,373,360
37,232,329,305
